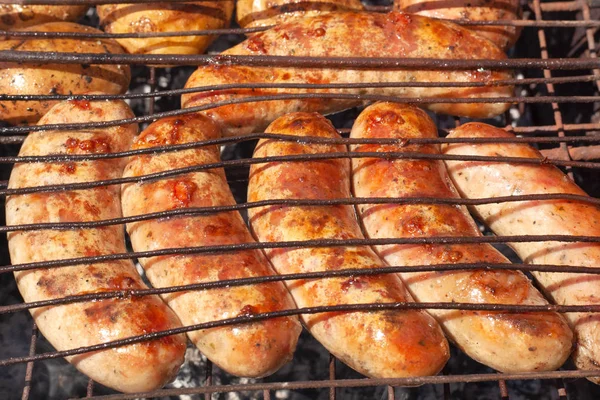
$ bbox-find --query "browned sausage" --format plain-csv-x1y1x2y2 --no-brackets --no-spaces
0,22,130,125
394,0,521,50
0,4,89,30
97,1,234,55
442,122,600,383
247,112,450,378
351,102,573,373
6,99,187,393
236,0,364,28
182,12,513,137
121,114,301,378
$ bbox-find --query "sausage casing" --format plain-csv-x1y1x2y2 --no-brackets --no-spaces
236,0,364,28
247,112,450,378
394,0,521,50
6,99,187,393
182,12,513,137
97,1,233,55
442,123,600,382
121,114,301,378
0,22,130,125
351,103,573,372
0,4,89,30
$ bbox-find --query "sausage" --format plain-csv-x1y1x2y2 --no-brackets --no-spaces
97,1,233,55
441,122,600,383
247,112,450,378
182,12,513,137
0,4,88,30
5,99,187,393
393,0,521,50
121,114,301,378
0,22,131,125
236,0,364,28
350,103,573,372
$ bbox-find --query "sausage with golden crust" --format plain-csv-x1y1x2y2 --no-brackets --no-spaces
351,103,573,373
121,114,302,378
236,0,364,29
0,22,130,125
247,112,450,378
182,12,513,137
394,0,521,50
6,99,187,393
97,1,234,55
442,123,600,383
0,4,88,30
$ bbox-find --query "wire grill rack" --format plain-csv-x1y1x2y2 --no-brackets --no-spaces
1,0,600,399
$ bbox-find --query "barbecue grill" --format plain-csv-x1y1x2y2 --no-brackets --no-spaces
0,0,599,398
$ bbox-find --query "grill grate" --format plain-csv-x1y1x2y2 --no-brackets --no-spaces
0,0,599,399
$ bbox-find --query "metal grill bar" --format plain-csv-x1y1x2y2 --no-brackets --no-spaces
3,262,600,315
204,360,212,400
19,323,37,400
4,94,600,136
1,52,598,69
2,75,597,103
6,93,600,136
3,133,600,164
1,194,598,234
60,370,600,400
2,19,599,41
86,380,94,398
2,152,598,200
329,354,336,400
5,302,600,368
3,234,600,276
533,0,572,167
3,122,598,145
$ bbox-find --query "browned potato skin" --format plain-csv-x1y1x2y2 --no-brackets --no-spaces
6,99,187,393
121,114,302,378
97,1,234,55
442,123,600,384
0,4,88,30
248,112,450,378
394,0,521,50
350,103,573,373
0,22,131,125
236,0,364,28
182,12,513,137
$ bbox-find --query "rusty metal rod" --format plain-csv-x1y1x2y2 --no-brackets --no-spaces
0,52,598,69
0,194,598,233
2,262,600,315
1,235,599,275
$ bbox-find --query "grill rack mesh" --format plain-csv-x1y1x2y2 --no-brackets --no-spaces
0,0,599,398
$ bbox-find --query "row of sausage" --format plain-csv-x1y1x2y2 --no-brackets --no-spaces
1,0,520,50
2,11,513,127
7,98,600,393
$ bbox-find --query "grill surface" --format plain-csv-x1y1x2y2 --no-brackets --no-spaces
0,0,599,399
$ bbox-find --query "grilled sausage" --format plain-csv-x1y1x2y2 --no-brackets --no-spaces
121,114,301,378
394,0,521,50
0,4,88,30
0,22,131,125
247,112,450,378
350,103,573,372
236,0,364,29
5,99,187,393
442,123,600,383
97,1,233,55
182,12,513,137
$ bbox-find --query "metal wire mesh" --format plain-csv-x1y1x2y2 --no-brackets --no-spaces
0,0,599,399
